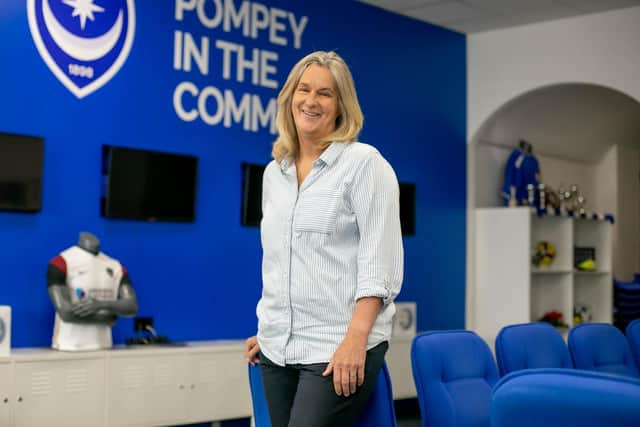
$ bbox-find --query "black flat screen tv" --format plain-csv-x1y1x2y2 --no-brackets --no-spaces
0,132,44,212
101,145,198,222
399,182,416,236
241,162,266,227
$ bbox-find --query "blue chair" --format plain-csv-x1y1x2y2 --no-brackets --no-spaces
411,330,498,427
495,322,572,377
248,363,271,427
626,318,640,370
492,368,640,427
248,361,397,427
353,362,397,427
568,322,639,377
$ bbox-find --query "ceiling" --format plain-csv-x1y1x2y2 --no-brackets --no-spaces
477,84,640,162
356,0,640,33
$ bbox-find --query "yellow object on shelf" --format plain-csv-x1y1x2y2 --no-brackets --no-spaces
532,241,556,267
577,259,596,271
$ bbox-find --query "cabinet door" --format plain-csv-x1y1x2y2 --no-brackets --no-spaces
147,354,187,426
13,357,105,427
106,353,187,427
185,350,251,423
0,363,11,426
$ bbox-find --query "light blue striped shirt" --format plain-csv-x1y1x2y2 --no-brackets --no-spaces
257,142,404,366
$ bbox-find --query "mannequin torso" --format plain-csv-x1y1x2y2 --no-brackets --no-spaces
48,232,138,351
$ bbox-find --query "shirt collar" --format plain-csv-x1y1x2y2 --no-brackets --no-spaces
318,142,349,167
279,142,350,174
279,157,294,175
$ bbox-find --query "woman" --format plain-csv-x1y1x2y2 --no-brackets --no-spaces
245,51,403,427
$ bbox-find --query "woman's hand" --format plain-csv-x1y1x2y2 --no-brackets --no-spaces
323,296,381,397
245,335,260,365
322,333,367,397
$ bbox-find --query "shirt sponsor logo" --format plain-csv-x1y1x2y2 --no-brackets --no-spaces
27,0,135,98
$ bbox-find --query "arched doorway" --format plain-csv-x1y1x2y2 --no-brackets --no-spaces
466,83,640,329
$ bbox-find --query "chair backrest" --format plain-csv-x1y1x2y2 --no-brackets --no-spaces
626,319,640,370
491,368,640,427
248,363,271,427
568,323,639,377
495,322,573,376
353,361,398,427
411,330,498,427
248,361,397,427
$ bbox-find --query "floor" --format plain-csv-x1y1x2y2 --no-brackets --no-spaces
209,417,422,427
194,399,423,426
398,419,422,427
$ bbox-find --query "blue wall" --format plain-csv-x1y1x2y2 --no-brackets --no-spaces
0,0,466,347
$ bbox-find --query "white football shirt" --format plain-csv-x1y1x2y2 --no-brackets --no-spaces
51,246,123,351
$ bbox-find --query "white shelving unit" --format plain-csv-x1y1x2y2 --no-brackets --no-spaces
474,207,613,345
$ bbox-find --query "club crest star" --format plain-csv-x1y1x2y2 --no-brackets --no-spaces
63,0,105,30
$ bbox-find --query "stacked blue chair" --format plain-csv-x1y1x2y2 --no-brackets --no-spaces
613,278,640,332
492,368,640,427
248,361,397,427
495,322,572,376
411,330,498,427
568,322,639,377
626,318,640,370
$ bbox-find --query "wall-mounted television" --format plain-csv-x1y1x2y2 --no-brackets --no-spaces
101,145,198,222
241,162,266,227
399,182,416,236
0,132,44,212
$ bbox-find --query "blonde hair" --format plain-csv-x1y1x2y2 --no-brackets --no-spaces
272,51,364,162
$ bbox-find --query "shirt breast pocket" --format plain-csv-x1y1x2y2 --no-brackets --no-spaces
295,189,341,234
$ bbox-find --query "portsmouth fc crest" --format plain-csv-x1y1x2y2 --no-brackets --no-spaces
27,0,135,98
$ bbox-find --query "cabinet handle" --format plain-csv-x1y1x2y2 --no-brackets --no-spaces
3,398,7,403
17,396,22,402
179,384,184,390
190,384,195,390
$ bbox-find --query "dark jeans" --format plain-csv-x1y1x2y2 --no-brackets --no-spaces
260,341,388,427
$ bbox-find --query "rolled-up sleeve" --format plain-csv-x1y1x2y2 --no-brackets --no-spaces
350,152,404,306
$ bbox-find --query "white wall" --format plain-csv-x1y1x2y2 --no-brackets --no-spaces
593,145,618,215
616,145,640,281
592,144,640,282
466,7,640,327
593,146,619,281
474,143,508,207
468,6,640,140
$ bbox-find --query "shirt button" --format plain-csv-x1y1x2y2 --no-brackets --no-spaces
296,232,301,238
